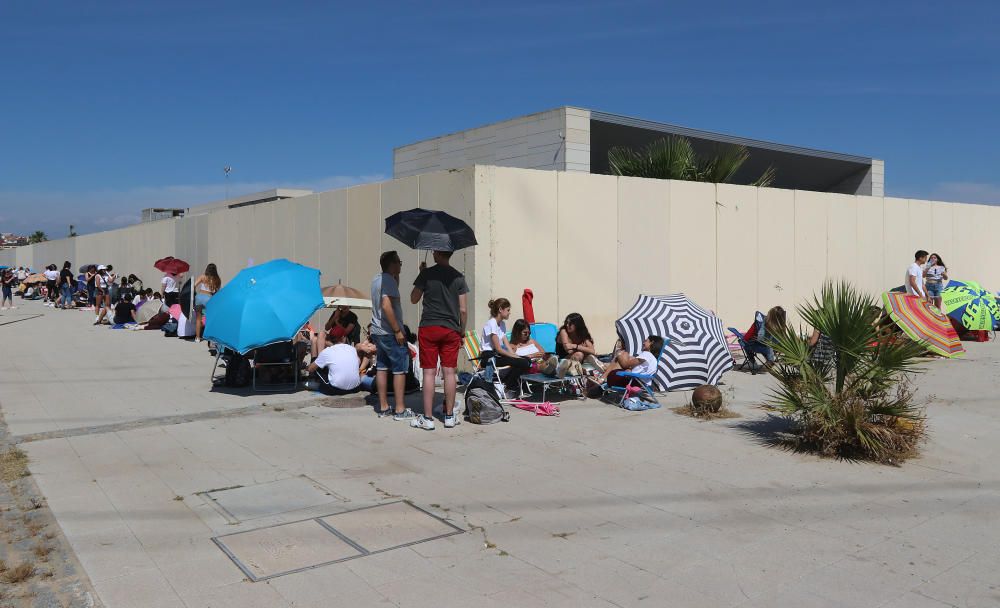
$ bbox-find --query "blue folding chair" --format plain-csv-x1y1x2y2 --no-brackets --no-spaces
602,340,671,405
728,327,764,374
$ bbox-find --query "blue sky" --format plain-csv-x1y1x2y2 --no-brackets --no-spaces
2,0,998,237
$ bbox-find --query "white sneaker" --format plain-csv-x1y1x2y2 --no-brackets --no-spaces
444,415,458,428
195,338,202,343
94,316,100,323
410,415,435,431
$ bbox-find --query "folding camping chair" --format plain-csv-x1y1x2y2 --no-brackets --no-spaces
250,341,302,391
462,330,510,399
517,322,581,401
599,340,671,405
728,328,765,374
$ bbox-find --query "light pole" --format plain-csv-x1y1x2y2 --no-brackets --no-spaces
224,166,232,200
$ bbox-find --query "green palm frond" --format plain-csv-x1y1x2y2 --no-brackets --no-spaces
608,136,775,186
766,280,928,464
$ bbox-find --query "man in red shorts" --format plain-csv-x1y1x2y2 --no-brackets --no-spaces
409,250,468,430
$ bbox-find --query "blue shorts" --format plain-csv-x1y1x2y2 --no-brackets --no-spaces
926,283,942,297
373,334,410,374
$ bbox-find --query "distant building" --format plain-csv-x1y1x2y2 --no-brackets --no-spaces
0,233,29,248
140,189,314,223
394,106,884,196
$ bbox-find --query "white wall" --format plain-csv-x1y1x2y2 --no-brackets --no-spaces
13,166,999,356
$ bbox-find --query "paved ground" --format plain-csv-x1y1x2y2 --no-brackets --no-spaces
2,300,999,607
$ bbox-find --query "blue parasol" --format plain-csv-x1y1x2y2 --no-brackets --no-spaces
204,259,323,354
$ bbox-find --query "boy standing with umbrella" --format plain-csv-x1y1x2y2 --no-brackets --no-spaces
410,250,468,430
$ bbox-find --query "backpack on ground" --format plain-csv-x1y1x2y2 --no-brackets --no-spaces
224,352,252,387
464,377,509,424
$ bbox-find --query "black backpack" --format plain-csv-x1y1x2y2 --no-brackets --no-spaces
464,377,509,424
224,352,252,387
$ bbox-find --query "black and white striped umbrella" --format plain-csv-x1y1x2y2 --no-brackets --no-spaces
615,294,734,391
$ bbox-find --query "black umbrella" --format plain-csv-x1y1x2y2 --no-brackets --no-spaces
384,208,477,252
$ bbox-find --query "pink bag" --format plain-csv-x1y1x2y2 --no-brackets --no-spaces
507,399,560,417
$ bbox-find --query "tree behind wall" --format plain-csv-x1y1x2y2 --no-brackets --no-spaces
29,231,48,244
608,135,776,187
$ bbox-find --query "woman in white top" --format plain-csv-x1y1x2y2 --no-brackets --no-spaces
161,273,180,307
508,318,559,375
193,263,222,343
480,298,532,392
923,253,948,310
94,265,112,325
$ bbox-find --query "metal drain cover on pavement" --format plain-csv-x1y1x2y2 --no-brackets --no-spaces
213,501,463,581
200,475,344,523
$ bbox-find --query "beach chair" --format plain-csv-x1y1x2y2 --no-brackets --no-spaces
250,341,302,391
728,328,764,374
462,330,509,398
517,322,583,402
599,341,671,406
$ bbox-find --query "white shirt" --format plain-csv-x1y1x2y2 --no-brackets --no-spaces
161,275,178,293
44,269,58,281
630,351,658,378
905,262,924,297
480,318,506,352
314,344,361,391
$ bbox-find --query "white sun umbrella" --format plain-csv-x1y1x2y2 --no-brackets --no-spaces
615,294,734,391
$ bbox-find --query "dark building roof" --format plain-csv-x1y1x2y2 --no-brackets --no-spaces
589,111,876,194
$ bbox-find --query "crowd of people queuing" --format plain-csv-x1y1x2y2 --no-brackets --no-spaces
9,247,955,430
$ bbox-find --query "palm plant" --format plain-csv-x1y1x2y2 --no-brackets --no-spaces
766,281,928,464
608,135,776,187
28,231,47,244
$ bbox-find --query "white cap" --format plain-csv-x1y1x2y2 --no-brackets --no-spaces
97,265,107,270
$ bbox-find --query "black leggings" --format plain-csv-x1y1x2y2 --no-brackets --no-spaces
492,354,532,389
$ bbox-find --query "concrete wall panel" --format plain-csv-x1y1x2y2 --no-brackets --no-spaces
291,195,321,270
715,183,757,326
907,199,934,259
346,184,381,293
617,176,670,316
793,190,829,313
251,203,275,264
756,188,796,323
930,202,954,267
558,171,619,349
669,180,716,313
484,166,560,329
826,193,857,285
855,196,885,297
882,198,911,291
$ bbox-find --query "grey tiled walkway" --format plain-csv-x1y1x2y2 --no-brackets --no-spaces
2,300,999,607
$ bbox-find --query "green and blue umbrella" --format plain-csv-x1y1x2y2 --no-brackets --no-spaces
204,259,323,354
941,280,999,331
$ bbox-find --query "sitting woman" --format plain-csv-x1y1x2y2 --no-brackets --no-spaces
312,306,359,353
747,306,786,365
594,335,664,388
556,312,604,374
808,328,836,368
480,298,532,393
508,318,558,375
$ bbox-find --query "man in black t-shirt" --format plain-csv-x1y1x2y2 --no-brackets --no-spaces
112,296,137,325
409,250,469,430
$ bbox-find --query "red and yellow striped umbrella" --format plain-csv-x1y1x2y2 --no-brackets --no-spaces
882,292,964,358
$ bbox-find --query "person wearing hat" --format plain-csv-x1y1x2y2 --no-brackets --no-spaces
94,265,112,324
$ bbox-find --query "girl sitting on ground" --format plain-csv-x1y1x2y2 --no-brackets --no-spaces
480,298,532,393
